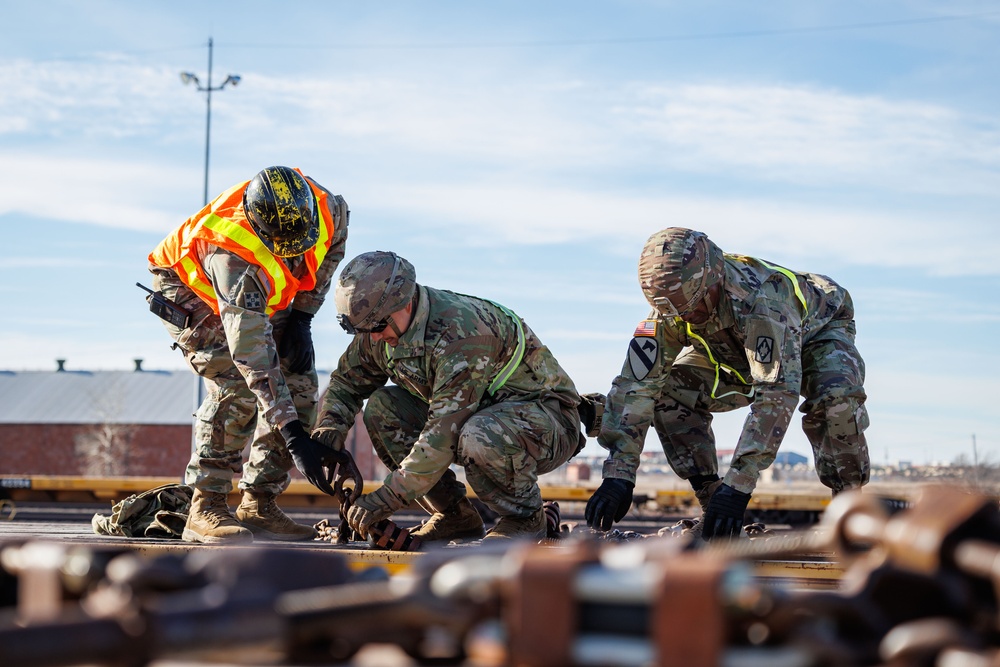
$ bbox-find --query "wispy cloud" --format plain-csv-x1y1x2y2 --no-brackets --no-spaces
360,182,999,276
5,58,1000,197
618,83,1000,196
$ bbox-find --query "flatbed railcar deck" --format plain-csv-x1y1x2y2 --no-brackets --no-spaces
0,475,915,525
0,499,844,589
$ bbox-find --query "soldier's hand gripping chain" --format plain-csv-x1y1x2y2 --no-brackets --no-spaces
279,309,315,374
701,483,751,540
331,452,364,544
346,486,405,539
584,478,634,531
280,420,347,496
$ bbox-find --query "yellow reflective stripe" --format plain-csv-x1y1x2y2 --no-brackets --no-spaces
202,214,289,314
487,302,526,396
381,301,525,400
681,255,806,401
178,256,217,302
755,258,807,318
730,254,807,320
312,197,330,267
685,323,754,400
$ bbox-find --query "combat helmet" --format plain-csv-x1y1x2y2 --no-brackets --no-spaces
335,251,416,334
638,227,725,318
243,166,318,257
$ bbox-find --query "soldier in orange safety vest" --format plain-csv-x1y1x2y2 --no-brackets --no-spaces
147,166,350,544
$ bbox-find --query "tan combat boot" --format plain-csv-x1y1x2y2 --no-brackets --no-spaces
183,489,254,544
236,491,316,541
410,497,485,543
483,507,546,541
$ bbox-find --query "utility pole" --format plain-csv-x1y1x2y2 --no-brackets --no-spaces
180,37,241,206
179,38,239,456
972,433,980,488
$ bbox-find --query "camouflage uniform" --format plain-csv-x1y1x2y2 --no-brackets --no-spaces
149,188,349,496
316,285,584,518
600,251,870,495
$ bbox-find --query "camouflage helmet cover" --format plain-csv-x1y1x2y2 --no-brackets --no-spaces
638,227,725,317
335,251,417,330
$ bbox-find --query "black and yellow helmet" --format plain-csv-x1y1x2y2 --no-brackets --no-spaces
243,166,318,257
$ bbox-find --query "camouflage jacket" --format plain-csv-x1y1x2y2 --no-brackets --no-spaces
316,285,581,502
153,187,349,430
600,254,856,493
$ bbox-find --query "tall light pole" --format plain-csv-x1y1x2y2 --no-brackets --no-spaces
180,37,239,456
180,37,240,206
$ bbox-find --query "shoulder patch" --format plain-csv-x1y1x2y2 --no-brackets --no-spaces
628,336,658,381
633,319,658,337
243,291,263,310
745,317,784,383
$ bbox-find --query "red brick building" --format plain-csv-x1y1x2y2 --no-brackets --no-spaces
0,361,385,481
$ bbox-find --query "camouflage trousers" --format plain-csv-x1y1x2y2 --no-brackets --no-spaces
153,274,316,496
364,386,584,518
654,324,870,493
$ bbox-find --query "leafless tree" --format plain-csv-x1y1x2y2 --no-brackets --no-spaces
74,383,135,476
950,451,1000,495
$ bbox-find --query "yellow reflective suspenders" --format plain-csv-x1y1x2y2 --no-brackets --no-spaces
486,301,525,396
383,299,525,400
685,257,807,400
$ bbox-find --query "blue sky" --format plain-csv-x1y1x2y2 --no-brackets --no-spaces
1,1,997,465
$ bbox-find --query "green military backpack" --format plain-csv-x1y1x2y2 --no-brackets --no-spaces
91,483,193,539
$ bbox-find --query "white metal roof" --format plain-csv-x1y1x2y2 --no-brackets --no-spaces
0,370,201,425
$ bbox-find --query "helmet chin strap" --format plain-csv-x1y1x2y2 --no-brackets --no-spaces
386,313,404,337
386,292,418,337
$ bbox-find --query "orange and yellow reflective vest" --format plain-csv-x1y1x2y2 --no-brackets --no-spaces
148,169,336,316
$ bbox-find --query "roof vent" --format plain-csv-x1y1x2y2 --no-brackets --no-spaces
134,358,144,372
56,359,66,372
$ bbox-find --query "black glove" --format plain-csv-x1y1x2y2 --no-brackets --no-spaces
584,478,634,531
577,392,606,438
701,483,751,540
279,309,315,375
280,420,346,496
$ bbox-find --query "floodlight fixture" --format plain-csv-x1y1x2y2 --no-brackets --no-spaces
179,38,241,206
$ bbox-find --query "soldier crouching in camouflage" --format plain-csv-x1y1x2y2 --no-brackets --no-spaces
585,227,870,540
147,166,352,544
311,251,587,542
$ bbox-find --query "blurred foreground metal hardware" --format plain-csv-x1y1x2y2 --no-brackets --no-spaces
0,484,998,666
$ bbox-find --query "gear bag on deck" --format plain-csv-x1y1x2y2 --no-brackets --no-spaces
91,483,193,539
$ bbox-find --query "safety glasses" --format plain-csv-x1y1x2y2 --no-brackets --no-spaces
337,314,389,335
337,255,402,335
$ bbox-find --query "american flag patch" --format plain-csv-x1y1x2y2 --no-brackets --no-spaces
633,320,657,337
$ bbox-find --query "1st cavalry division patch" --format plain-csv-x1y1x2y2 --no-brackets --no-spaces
628,320,658,380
